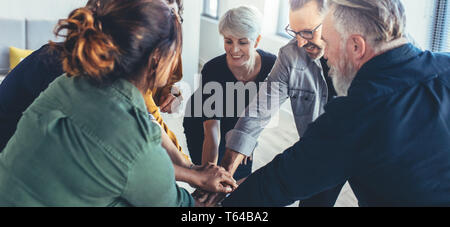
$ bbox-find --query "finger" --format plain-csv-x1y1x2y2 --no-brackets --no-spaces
195,199,206,207
207,193,226,207
215,193,228,207
221,176,238,190
241,157,247,165
169,98,182,113
205,193,220,206
160,95,175,111
192,189,206,199
177,93,184,102
219,169,233,178
161,101,175,113
163,107,173,114
215,185,232,194
207,162,216,167
197,192,209,203
237,177,247,185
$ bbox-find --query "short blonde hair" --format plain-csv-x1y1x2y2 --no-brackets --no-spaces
218,5,262,42
219,6,262,74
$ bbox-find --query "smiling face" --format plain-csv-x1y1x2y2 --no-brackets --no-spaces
223,35,257,68
289,0,325,60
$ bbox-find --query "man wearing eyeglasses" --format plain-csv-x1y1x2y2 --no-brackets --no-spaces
194,0,345,207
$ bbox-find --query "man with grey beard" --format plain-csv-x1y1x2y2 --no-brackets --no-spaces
222,0,450,207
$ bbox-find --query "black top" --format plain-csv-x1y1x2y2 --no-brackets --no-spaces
202,49,277,134
183,49,277,164
0,45,63,151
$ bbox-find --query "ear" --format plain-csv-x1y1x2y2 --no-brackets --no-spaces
144,51,161,90
346,34,366,65
254,35,262,48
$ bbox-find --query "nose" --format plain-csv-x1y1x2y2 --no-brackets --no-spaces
232,44,240,53
296,36,308,48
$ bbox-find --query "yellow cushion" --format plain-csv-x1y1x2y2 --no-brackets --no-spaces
9,46,34,71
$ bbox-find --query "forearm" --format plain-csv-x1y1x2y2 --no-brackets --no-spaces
174,164,201,187
202,136,219,165
160,127,192,168
220,148,246,175
226,81,289,157
202,120,221,165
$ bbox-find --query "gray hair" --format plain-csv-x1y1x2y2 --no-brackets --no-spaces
218,5,263,42
328,0,407,51
289,0,328,14
219,6,263,74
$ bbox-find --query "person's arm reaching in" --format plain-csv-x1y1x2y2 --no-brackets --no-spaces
202,120,221,165
157,124,237,193
159,125,191,168
222,109,359,207
220,48,292,175
121,144,195,207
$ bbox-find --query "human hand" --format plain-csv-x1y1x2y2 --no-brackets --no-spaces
192,190,224,207
241,155,252,165
159,86,182,113
194,163,238,193
199,177,248,207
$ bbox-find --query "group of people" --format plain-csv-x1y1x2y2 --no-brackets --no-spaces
0,0,449,207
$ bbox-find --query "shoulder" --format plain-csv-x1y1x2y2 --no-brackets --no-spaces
40,77,161,162
5,44,63,90
258,49,277,65
7,44,60,74
22,44,61,68
201,54,228,82
277,39,310,68
435,53,450,87
203,54,227,72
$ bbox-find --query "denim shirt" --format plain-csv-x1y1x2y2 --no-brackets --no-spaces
0,75,193,207
226,39,329,156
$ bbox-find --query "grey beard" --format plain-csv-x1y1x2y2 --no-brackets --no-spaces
329,60,358,97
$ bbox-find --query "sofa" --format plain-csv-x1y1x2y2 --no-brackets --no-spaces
0,17,62,83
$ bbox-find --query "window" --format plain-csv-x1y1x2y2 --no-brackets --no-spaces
430,0,450,52
275,0,450,52
202,0,219,19
276,0,290,39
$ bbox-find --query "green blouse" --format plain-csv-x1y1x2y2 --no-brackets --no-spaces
0,75,193,207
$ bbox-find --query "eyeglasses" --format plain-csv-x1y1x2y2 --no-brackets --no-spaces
285,23,322,40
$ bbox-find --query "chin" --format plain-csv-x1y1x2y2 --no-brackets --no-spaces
228,56,248,66
306,50,324,60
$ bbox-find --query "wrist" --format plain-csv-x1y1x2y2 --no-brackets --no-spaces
220,149,244,174
189,167,205,189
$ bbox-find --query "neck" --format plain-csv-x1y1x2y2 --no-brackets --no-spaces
129,70,154,97
358,37,409,70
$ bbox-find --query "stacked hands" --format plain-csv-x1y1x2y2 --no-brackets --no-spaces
190,157,252,207
160,87,249,206
190,163,239,207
